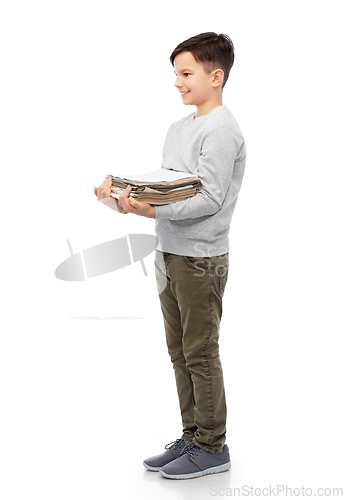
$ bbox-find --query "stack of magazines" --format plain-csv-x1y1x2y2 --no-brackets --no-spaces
106,169,201,205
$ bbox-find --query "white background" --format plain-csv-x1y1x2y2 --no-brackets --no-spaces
1,1,343,499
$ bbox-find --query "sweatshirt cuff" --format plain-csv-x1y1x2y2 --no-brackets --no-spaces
154,203,174,219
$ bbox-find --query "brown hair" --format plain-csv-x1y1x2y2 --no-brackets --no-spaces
170,32,235,88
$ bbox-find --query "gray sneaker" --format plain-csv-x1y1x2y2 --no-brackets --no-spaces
159,442,231,479
143,439,190,471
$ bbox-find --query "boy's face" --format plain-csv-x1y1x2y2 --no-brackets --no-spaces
173,51,219,107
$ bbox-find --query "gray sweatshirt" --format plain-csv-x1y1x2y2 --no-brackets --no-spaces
155,104,246,257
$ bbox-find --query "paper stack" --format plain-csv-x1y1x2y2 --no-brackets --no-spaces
106,169,201,205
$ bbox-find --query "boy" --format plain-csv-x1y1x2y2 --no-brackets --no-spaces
95,32,246,479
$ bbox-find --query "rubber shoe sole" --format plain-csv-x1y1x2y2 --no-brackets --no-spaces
159,460,231,479
143,462,161,472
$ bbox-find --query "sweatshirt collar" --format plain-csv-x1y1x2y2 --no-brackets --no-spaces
193,104,226,120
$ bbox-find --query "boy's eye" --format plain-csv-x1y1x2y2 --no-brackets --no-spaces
184,73,190,77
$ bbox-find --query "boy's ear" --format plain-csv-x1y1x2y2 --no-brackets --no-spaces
212,68,224,88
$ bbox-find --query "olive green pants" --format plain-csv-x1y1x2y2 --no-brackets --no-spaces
155,250,229,453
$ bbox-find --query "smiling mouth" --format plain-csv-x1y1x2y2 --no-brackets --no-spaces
180,91,190,96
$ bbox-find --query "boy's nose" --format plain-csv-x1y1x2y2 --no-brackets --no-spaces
174,77,182,88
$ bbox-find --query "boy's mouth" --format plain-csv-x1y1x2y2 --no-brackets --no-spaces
180,91,190,96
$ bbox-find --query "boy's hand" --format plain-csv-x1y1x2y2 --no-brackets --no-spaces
94,178,126,213
119,185,156,218
93,180,155,218
94,177,112,199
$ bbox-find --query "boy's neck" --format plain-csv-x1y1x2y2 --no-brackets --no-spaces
195,96,223,118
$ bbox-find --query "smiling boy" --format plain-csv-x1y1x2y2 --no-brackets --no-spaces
95,32,246,479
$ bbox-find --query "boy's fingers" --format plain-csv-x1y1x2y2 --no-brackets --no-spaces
119,185,130,198
118,185,132,211
129,198,142,209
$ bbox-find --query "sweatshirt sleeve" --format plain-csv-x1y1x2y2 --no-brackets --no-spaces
154,125,245,220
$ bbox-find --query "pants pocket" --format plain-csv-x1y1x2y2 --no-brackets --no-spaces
218,265,228,296
183,255,212,275
213,253,229,297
